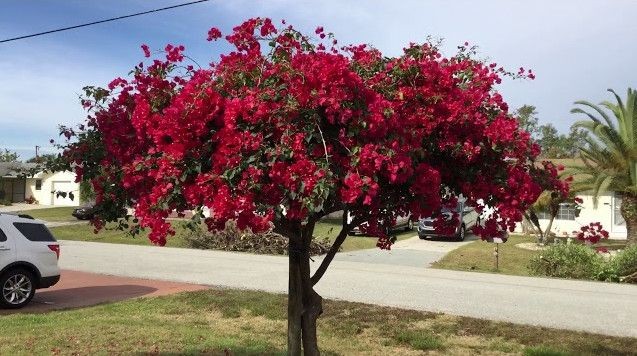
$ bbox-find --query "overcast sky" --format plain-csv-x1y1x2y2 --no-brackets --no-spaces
1,0,635,159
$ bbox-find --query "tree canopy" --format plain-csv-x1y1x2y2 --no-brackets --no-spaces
58,20,559,244
54,18,566,354
513,105,587,159
0,149,19,162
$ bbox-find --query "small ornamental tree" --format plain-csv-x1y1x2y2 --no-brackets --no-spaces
524,161,573,244
55,18,564,355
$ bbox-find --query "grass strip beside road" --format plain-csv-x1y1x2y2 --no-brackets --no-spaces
49,222,189,248
432,235,539,276
1,289,634,355
313,218,415,252
19,207,78,222
432,234,630,277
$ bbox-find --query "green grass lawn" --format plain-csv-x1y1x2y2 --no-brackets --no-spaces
49,222,189,248
314,218,415,252
19,206,78,222
1,289,634,355
433,233,630,277
432,235,540,276
46,210,415,253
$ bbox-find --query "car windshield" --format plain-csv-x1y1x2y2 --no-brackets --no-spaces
441,203,462,213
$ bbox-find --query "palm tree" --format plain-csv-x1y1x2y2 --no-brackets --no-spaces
569,88,637,246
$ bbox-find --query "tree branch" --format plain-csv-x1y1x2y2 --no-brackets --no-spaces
524,210,544,239
310,210,366,286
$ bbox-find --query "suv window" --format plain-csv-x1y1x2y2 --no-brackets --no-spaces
0,228,6,242
13,223,57,242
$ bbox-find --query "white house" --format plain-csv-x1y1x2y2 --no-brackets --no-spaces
0,162,81,207
513,158,626,240
516,191,626,239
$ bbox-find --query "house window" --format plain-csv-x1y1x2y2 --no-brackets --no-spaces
537,203,577,221
35,179,42,191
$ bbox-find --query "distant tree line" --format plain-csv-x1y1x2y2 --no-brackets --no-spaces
0,149,58,163
0,149,19,162
515,105,587,159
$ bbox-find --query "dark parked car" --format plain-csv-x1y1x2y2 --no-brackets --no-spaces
71,203,97,220
418,200,479,241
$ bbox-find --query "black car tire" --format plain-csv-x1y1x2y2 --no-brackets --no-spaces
419,234,428,240
0,268,36,309
456,224,466,242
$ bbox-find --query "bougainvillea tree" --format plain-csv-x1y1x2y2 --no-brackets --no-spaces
56,18,564,355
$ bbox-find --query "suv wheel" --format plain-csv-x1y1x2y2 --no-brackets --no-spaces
456,224,466,242
1,269,36,309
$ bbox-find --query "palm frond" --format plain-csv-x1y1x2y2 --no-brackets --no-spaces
570,88,637,202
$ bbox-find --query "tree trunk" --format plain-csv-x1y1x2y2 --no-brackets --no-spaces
288,239,303,356
287,223,323,356
620,193,637,246
544,215,556,244
283,211,357,355
524,210,544,245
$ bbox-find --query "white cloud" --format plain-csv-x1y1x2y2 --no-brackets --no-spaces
0,45,119,128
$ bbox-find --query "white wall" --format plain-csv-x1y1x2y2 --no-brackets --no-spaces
515,192,626,240
25,171,80,206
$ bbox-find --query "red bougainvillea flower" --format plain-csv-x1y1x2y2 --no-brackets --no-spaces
141,44,151,58
207,27,222,41
574,222,609,245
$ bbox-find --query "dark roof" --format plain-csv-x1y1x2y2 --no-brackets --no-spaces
0,162,39,177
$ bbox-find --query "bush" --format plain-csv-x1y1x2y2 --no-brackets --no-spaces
528,243,604,280
529,242,637,284
613,244,637,283
0,198,11,206
183,220,331,256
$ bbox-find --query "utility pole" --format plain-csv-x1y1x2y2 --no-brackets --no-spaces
35,145,40,162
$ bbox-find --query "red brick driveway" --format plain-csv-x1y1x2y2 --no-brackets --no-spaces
1,270,207,314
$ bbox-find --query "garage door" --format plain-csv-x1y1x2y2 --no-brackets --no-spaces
51,181,78,206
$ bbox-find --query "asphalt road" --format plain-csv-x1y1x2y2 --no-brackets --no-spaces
58,240,637,338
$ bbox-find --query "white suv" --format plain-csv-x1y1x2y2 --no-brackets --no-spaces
0,213,60,308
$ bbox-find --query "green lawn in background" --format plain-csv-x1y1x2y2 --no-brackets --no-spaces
1,289,634,355
19,207,77,222
432,235,540,276
433,232,630,277
43,208,414,253
49,222,189,248
314,218,415,252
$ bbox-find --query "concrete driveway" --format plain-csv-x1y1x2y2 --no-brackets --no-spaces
334,233,476,267
0,203,52,212
0,270,206,315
